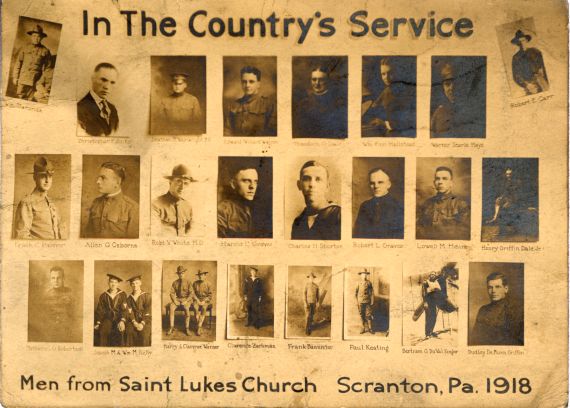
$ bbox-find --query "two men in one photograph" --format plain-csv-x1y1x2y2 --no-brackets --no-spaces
94,274,128,347
217,157,272,238
469,263,524,346
430,56,486,138
292,57,348,139
361,56,416,137
416,159,471,240
81,156,140,239
224,57,277,136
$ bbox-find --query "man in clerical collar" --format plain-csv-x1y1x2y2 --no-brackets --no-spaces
416,166,469,240
471,272,524,346
167,266,194,336
192,270,213,336
124,274,152,347
94,273,128,347
353,167,404,239
291,160,341,240
152,164,197,237
84,161,139,238
14,156,61,239
224,66,276,137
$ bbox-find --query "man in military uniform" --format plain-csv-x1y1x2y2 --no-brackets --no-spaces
94,273,128,347
292,161,341,240
43,266,75,342
152,164,196,237
124,275,152,347
243,266,263,329
511,30,548,95
353,167,404,239
192,270,213,336
152,72,203,135
355,270,375,335
304,271,320,336
14,156,62,240
84,161,139,238
166,266,194,336
77,63,120,137
217,165,258,238
224,66,276,137
11,24,52,101
471,272,524,346
416,166,470,240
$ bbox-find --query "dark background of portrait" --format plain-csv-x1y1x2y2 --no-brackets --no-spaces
12,154,71,239
468,262,524,344
28,260,83,343
352,157,405,234
291,56,348,138
223,56,277,135
80,155,140,238
217,156,273,238
430,56,486,138
228,265,275,338
286,266,332,339
361,56,417,137
149,56,207,135
6,16,62,103
482,158,539,242
344,267,390,337
285,156,342,239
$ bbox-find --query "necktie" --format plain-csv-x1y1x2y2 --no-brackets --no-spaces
100,101,110,124
175,201,180,236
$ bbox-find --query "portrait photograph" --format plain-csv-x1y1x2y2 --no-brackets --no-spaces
343,267,390,340
352,157,405,239
151,155,212,238
227,265,274,339
416,157,471,241
5,16,62,104
292,56,348,139
149,56,207,136
28,260,83,343
286,157,342,241
223,56,277,137
217,156,272,239
93,260,152,348
430,56,486,138
482,158,538,242
496,18,549,98
468,262,524,346
402,262,459,347
12,154,71,240
162,261,217,342
80,155,140,239
361,56,416,138
285,266,332,339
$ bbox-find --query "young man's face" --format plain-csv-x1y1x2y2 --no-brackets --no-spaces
487,278,508,302
249,268,257,278
298,165,329,205
172,78,188,94
380,64,393,86
34,173,53,192
92,67,118,101
360,273,368,281
433,170,453,194
50,270,63,289
96,167,121,195
108,278,119,291
169,177,191,200
369,170,391,198
519,37,528,51
311,70,329,94
176,271,185,280
130,279,142,291
241,73,261,96
443,79,455,102
231,169,258,201
30,33,41,45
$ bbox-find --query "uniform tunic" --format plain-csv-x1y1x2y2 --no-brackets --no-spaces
169,279,194,307
153,92,202,135
353,194,404,239
417,193,470,240
217,197,254,238
512,48,548,94
471,298,524,346
43,286,74,342
124,292,152,347
291,203,341,241
152,192,192,237
13,43,51,99
355,280,374,323
193,280,212,311
95,289,128,347
304,282,320,333
85,192,139,238
14,189,61,239
225,94,277,136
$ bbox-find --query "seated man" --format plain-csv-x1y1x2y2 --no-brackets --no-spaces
192,270,213,336
167,265,194,336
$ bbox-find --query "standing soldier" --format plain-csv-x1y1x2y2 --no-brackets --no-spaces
304,272,320,335
355,270,375,335
192,270,213,336
124,275,152,347
12,24,52,101
243,266,263,329
166,266,194,336
94,274,127,347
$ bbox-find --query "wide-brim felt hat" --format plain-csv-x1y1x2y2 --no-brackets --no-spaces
176,265,187,274
358,270,371,275
511,29,531,45
164,164,197,182
306,272,317,278
196,270,208,276
27,156,55,175
27,24,47,38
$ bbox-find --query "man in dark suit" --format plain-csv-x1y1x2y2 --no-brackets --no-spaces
77,62,119,136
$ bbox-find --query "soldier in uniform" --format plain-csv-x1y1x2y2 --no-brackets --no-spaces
13,156,62,240
33,55,55,104
304,271,320,335
124,275,152,347
217,165,258,238
243,266,263,329
192,270,213,336
43,266,75,342
355,270,375,335
416,166,470,240
12,24,52,101
224,66,276,137
292,161,341,240
166,266,194,336
84,161,139,239
152,72,203,135
94,273,128,347
152,164,197,237
511,30,548,95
